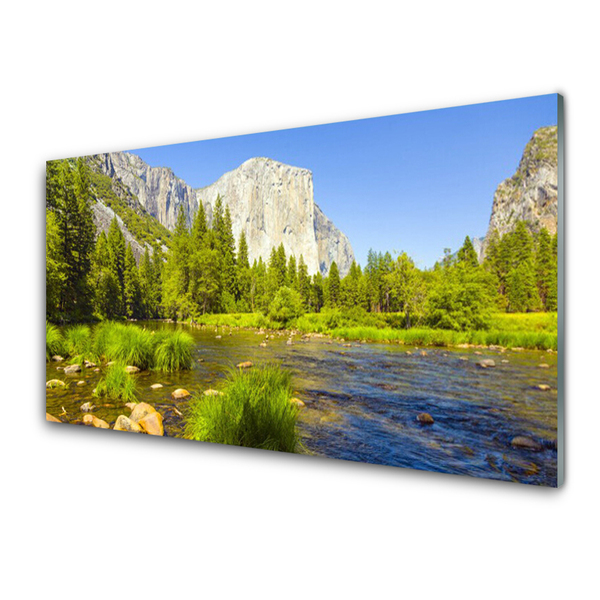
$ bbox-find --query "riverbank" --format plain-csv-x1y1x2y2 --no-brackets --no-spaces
186,311,558,351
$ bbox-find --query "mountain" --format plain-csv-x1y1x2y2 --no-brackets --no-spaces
485,125,558,243
95,152,355,276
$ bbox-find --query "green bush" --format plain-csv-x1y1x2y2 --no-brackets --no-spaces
64,325,93,361
268,287,304,324
185,364,300,452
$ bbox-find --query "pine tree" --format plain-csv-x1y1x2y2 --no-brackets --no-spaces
124,244,142,318
457,236,479,268
296,255,311,309
287,255,298,290
327,262,341,307
236,230,251,311
535,228,557,311
107,217,126,314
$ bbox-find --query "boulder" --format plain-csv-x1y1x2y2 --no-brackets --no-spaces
125,366,140,374
51,355,64,362
420,350,427,357
172,388,191,399
77,380,86,386
46,379,65,388
129,402,157,423
476,359,496,369
46,413,62,422
64,364,82,375
236,361,253,369
535,384,551,391
114,415,143,433
82,414,110,429
150,383,163,390
138,412,164,436
417,413,434,425
125,402,138,411
511,436,543,451
80,402,95,412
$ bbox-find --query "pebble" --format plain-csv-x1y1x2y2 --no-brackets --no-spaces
417,413,434,425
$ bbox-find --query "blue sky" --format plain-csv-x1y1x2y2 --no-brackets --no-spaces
129,94,558,268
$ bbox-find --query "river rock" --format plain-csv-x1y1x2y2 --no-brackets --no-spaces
84,361,97,368
535,384,551,391
46,379,65,388
511,436,543,451
420,350,427,356
287,339,293,345
538,363,550,369
236,361,253,369
114,415,143,433
417,413,434,425
51,355,64,362
125,402,138,411
46,413,62,422
259,342,267,348
215,335,222,339
172,388,191,399
80,402,95,412
64,364,82,375
197,358,204,363
501,359,509,364
93,368,100,372
459,357,468,361
476,359,496,368
125,365,140,374
82,414,110,429
204,389,223,397
138,411,164,436
290,397,306,408
150,383,163,390
77,380,86,386
106,361,116,366
129,402,157,423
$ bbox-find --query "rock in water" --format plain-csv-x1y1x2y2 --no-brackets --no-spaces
129,402,157,423
51,355,64,362
150,383,163,390
114,415,143,433
204,389,223,397
80,402,95,412
138,412,164,436
476,359,496,368
125,366,140,374
46,379,65,388
83,414,110,429
417,413,434,425
64,364,82,375
95,153,355,277
236,361,253,369
46,413,62,422
535,384,552,391
511,436,543,452
172,388,191,399
290,398,306,408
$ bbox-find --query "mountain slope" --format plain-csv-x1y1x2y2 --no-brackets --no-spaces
485,125,558,241
96,152,355,276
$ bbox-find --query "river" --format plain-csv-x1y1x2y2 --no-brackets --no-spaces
46,322,558,486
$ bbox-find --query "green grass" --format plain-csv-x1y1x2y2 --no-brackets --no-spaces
185,364,300,452
153,330,193,371
94,363,137,402
104,324,154,369
64,325,93,362
46,322,65,361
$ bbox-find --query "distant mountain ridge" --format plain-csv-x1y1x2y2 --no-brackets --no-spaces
95,152,355,276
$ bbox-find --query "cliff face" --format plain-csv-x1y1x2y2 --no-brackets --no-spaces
485,125,558,242
97,153,355,276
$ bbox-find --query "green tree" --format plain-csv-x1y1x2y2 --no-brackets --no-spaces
327,261,341,307
124,244,142,318
268,286,305,324
386,252,426,328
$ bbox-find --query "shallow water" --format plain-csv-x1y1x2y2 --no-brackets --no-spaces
46,322,559,486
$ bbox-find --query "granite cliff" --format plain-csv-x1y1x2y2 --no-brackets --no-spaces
485,126,558,242
96,152,355,276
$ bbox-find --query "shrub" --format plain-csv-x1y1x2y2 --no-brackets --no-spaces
64,325,93,360
268,287,304,324
185,364,300,452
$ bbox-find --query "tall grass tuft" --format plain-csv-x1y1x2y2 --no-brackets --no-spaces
94,363,137,402
153,330,193,371
46,322,65,361
102,324,154,369
64,325,93,361
185,364,300,452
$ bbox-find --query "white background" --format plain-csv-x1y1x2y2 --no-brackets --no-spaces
1,2,598,599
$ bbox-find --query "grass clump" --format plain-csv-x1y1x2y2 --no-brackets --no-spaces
94,363,137,402
185,364,300,452
46,322,65,361
64,325,93,362
153,330,193,371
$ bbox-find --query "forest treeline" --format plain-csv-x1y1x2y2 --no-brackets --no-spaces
46,159,558,329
